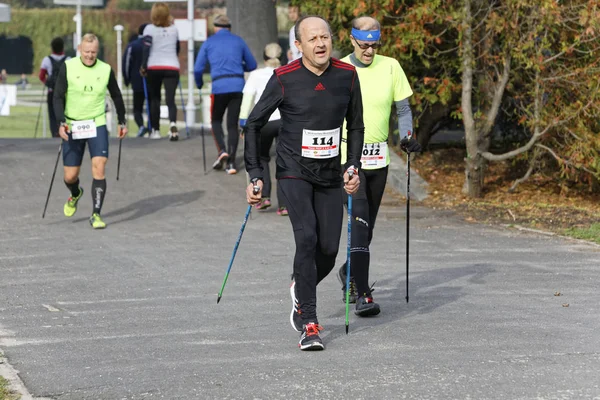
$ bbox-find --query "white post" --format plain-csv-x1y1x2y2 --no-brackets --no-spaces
186,0,196,128
75,0,82,56
114,25,124,90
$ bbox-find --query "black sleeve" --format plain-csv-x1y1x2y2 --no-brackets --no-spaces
345,70,365,171
141,35,152,69
107,69,126,125
244,73,283,181
123,44,132,85
53,62,68,124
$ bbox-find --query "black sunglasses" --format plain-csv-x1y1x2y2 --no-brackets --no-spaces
353,38,381,50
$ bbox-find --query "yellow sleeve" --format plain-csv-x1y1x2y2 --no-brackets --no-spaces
393,59,413,102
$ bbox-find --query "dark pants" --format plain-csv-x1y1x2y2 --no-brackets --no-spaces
279,178,343,324
343,166,389,296
146,69,179,131
260,120,284,208
133,90,146,129
210,92,242,165
47,90,59,138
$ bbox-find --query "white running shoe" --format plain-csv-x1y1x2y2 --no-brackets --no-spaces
149,130,162,139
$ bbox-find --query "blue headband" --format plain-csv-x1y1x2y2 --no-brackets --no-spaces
351,28,380,41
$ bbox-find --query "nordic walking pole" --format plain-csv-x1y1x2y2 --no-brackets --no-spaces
217,183,261,304
33,87,47,139
142,76,151,133
201,125,207,174
42,141,62,218
116,124,124,180
200,92,207,174
178,80,190,138
345,169,355,334
405,135,412,303
116,139,122,180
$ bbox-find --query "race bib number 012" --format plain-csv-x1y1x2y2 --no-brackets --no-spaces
361,141,387,168
71,120,97,140
301,128,340,159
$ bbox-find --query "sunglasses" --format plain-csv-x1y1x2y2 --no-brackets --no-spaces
353,38,382,50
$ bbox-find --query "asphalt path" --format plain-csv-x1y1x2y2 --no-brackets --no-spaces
0,137,599,399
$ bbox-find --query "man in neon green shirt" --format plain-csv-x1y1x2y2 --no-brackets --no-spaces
54,33,128,229
339,16,422,315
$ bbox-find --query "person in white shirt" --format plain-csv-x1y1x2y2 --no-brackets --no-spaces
141,2,181,141
286,5,302,63
239,43,287,216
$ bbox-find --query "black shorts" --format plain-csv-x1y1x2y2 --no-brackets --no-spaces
62,125,109,167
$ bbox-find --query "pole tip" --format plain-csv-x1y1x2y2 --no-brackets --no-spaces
217,295,221,304
405,296,409,303
345,324,349,335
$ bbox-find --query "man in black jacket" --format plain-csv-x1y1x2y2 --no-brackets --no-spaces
123,23,149,137
244,15,364,351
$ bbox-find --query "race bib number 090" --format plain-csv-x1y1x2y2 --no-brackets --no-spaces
71,120,97,140
361,141,387,168
301,128,340,159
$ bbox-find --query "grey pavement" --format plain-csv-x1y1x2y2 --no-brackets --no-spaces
0,137,599,400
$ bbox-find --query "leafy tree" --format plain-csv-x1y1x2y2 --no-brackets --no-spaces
477,0,600,194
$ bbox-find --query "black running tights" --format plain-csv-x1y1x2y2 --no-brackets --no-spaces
279,178,343,324
343,166,389,296
210,92,242,164
146,69,178,131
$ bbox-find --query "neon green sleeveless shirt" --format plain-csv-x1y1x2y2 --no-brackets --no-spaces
64,57,111,127
340,54,413,169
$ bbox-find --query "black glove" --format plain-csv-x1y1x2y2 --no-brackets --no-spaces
400,136,422,153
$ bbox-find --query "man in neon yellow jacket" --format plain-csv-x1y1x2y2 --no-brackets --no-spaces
340,16,422,315
54,33,128,229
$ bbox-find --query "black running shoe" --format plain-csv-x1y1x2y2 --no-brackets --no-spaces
169,126,179,141
355,296,381,317
289,280,303,332
337,264,357,304
225,163,237,175
299,322,324,351
212,152,229,170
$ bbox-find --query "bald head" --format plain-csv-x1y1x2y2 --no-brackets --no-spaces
294,15,332,43
352,16,380,31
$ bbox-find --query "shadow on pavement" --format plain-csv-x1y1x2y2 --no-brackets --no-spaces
323,263,494,344
54,190,204,226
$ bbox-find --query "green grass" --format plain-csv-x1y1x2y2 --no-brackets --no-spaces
0,376,21,400
5,74,45,91
0,105,43,138
564,223,600,244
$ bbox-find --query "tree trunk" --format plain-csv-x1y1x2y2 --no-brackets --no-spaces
460,0,484,197
227,0,278,66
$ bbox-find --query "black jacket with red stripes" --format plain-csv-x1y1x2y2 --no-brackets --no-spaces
244,57,364,188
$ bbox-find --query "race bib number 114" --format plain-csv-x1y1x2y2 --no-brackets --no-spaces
301,128,340,159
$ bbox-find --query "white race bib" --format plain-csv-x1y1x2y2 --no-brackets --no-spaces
301,128,340,159
361,141,387,168
71,120,97,140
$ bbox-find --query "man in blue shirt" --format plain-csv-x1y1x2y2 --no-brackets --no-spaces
194,14,257,174
123,23,149,137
